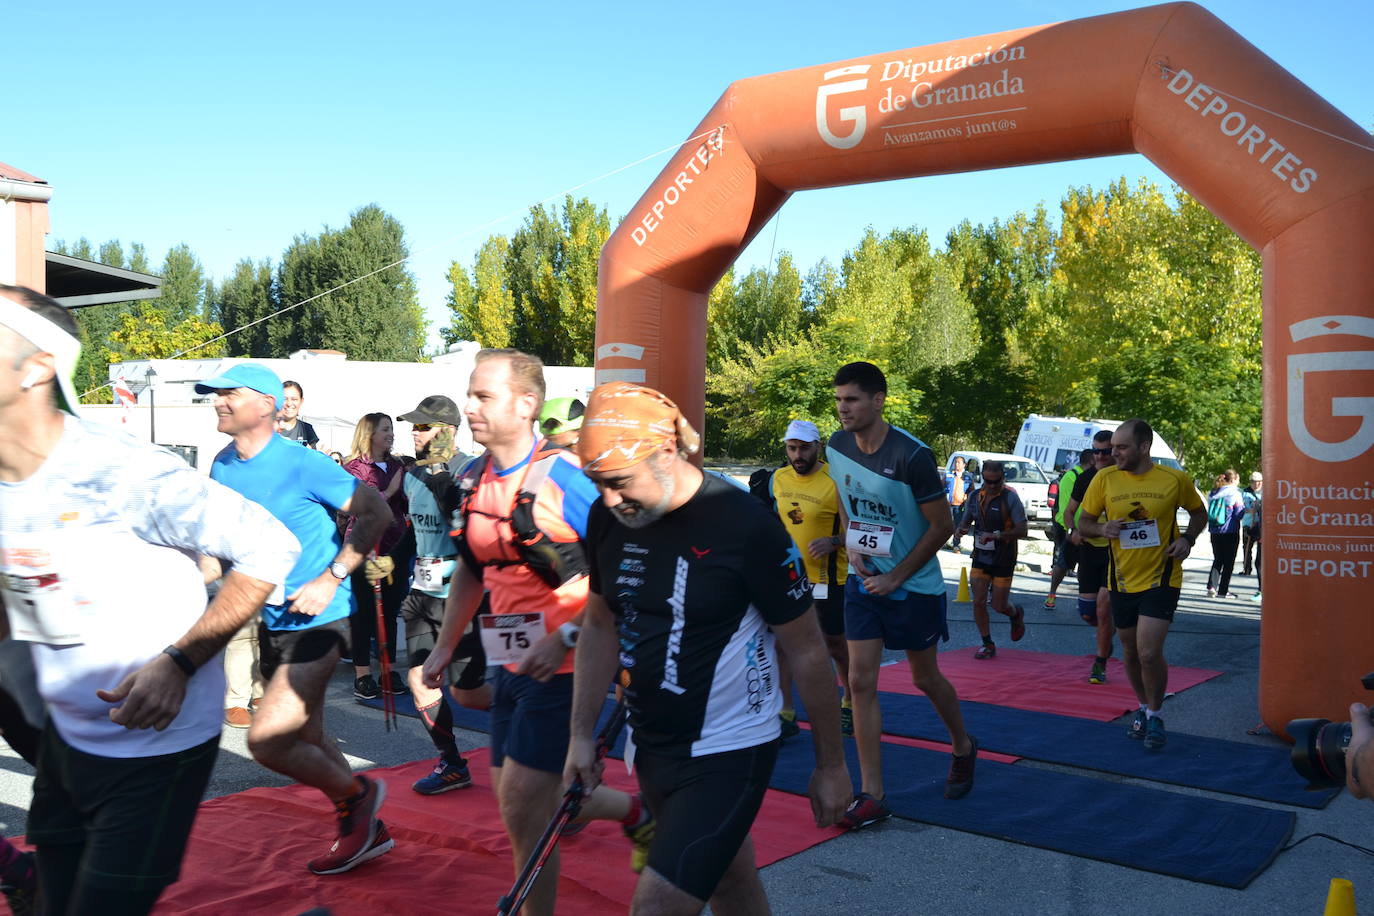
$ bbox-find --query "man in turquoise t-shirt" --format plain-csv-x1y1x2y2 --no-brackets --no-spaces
826,361,977,831
198,362,394,876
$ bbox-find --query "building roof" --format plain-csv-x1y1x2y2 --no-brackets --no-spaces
46,252,163,309
0,161,44,183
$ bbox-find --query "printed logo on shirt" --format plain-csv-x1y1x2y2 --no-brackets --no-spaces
661,555,690,696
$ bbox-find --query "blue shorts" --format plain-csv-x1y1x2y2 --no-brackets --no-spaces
489,669,573,774
844,576,949,651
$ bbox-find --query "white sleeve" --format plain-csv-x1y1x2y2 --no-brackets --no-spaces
120,446,301,586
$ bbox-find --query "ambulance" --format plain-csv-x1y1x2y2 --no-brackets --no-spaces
1013,414,1183,474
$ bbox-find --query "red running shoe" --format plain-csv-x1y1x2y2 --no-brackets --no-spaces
308,776,392,875
839,792,892,830
945,736,979,799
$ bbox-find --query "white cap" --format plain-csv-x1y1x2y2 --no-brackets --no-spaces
783,419,821,443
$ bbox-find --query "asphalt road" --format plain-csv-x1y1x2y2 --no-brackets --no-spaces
2,536,1369,915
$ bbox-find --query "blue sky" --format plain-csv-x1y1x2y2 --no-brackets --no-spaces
7,1,1370,352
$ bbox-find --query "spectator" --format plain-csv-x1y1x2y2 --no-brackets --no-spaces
1241,471,1263,576
343,413,412,698
945,455,972,552
1206,469,1245,598
276,380,319,448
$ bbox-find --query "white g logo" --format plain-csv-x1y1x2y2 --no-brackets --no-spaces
1287,315,1374,463
816,65,870,150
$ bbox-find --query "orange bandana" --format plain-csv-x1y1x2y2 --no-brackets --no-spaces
577,382,701,472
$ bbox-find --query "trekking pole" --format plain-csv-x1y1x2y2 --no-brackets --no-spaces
496,696,628,916
370,551,397,731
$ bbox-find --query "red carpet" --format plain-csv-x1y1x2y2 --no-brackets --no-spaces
877,649,1222,721
151,749,841,915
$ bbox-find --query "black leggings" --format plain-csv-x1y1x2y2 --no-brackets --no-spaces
349,562,408,665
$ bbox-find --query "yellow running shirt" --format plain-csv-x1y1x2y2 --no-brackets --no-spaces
1079,464,1203,593
770,462,848,593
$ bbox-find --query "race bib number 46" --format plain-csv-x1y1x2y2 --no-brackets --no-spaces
846,520,894,557
479,613,545,666
1119,519,1161,550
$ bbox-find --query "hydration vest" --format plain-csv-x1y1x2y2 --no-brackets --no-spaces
448,442,588,590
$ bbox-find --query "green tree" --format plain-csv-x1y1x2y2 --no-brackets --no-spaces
157,244,209,326
276,204,425,361
446,236,514,349
212,259,276,357
104,304,226,361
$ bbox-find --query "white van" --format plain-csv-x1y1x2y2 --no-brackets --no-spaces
944,450,1054,531
1013,414,1183,474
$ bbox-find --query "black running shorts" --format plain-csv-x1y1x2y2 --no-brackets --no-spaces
635,739,779,902
1077,543,1110,595
258,619,348,682
401,591,487,691
28,728,218,895
1110,586,1181,629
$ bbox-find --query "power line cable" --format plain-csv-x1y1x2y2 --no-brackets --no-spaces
79,125,729,400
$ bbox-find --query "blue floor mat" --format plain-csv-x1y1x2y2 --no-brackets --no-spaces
796,691,1334,808
769,736,1294,889
360,692,1294,887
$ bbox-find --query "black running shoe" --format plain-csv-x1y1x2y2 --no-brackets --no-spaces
354,675,380,700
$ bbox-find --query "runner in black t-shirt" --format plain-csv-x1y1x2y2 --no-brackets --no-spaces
566,382,850,914
1064,430,1117,684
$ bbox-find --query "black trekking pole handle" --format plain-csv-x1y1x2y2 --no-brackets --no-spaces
496,696,628,916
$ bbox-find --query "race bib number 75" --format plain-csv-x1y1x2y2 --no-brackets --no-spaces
479,613,545,666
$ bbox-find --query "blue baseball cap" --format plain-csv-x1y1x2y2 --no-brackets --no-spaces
195,362,285,409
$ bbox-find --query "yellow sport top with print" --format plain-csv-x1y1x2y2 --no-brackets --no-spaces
770,462,848,588
1078,464,1203,593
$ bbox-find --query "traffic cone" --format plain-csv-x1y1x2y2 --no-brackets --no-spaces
1323,878,1356,916
956,567,971,603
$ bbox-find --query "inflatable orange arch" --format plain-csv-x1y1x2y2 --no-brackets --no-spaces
593,2,1374,736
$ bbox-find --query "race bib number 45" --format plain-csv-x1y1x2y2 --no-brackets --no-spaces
479,613,545,666
846,520,894,557
1119,519,1161,550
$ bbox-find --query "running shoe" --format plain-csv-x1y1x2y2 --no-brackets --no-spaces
974,643,996,660
839,792,892,830
1088,660,1108,685
944,736,978,799
1043,594,1057,609
1206,587,1217,598
778,713,800,740
0,851,35,916
1126,709,1147,740
840,705,854,737
353,675,380,700
308,777,392,875
411,757,472,795
383,670,409,695
1009,604,1026,642
623,813,656,873
1250,592,1262,603
1144,715,1167,750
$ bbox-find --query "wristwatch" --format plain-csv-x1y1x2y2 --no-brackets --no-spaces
558,622,581,648
328,561,349,580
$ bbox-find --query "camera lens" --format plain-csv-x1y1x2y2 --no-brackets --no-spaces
1288,717,1353,789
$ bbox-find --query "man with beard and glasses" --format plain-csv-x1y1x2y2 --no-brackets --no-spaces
567,381,850,916
420,350,647,916
393,395,488,796
766,420,852,737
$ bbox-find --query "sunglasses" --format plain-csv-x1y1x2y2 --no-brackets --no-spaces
412,424,437,432
983,476,1005,485
1091,447,1113,455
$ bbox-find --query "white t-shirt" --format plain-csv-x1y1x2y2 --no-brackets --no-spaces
0,417,299,757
